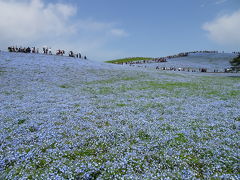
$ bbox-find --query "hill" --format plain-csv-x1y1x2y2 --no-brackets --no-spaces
0,51,239,179
107,53,239,72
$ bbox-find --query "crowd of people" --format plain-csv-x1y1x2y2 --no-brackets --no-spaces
8,46,39,53
7,46,87,59
154,67,234,73
232,51,240,54
128,65,234,73
189,50,218,54
155,67,209,72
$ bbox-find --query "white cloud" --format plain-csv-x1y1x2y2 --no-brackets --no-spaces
215,0,228,4
0,0,76,40
201,0,229,8
0,0,128,61
202,9,240,46
110,29,129,37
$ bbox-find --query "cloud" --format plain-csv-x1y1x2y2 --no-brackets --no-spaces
215,0,228,4
201,0,229,7
110,29,129,37
0,0,76,40
0,0,128,60
202,9,240,46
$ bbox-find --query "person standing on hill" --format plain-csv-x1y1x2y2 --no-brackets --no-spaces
49,48,52,55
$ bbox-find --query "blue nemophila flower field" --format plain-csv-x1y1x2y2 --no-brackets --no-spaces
0,51,239,179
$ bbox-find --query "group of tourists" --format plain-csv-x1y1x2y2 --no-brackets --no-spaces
155,67,208,73
154,66,233,73
7,46,87,59
68,51,87,59
8,46,39,53
189,50,218,54
42,47,52,55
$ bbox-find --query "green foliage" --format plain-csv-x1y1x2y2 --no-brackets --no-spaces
140,81,197,91
116,103,126,107
105,57,153,64
29,126,38,132
18,119,26,125
230,55,240,66
235,117,240,121
138,130,151,140
74,104,81,107
63,148,96,160
59,84,71,88
174,133,188,143
41,143,56,153
0,67,7,75
98,87,113,94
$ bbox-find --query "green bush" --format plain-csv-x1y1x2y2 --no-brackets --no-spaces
230,55,240,66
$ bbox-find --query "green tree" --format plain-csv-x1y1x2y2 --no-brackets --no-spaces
230,55,240,67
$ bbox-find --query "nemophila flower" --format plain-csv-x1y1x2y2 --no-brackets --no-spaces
0,51,239,179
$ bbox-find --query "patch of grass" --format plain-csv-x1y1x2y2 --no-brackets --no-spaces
3,91,11,95
118,84,134,92
121,76,138,81
161,72,186,78
63,148,96,160
74,104,81,108
41,143,56,153
0,70,7,74
140,81,197,91
85,78,117,85
206,89,240,100
129,138,138,145
105,57,153,64
29,126,38,132
24,148,31,153
235,117,240,121
97,121,110,128
59,84,71,88
161,124,176,132
86,76,138,85
98,87,113,94
35,159,48,169
97,105,109,109
18,119,26,125
3,159,16,170
174,133,188,143
206,90,219,96
116,103,126,107
141,102,164,110
200,76,240,82
227,90,240,97
128,158,145,174
138,130,151,140
54,122,63,126
179,153,205,178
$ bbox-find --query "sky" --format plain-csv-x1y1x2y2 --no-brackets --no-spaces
0,0,240,61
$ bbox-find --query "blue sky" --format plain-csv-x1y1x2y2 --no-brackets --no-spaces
0,0,239,61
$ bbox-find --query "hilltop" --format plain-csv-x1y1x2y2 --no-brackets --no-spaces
105,57,153,64
0,51,239,179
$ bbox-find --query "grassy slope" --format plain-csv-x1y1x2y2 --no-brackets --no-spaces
105,57,153,63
